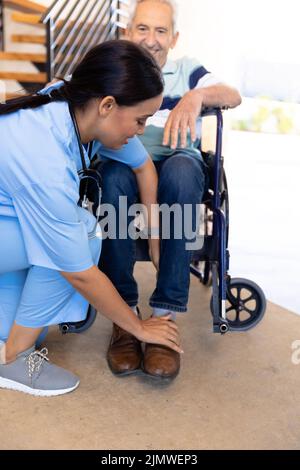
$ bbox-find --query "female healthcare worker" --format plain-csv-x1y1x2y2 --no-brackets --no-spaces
0,40,182,397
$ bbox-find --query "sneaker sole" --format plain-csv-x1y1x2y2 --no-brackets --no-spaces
0,376,80,397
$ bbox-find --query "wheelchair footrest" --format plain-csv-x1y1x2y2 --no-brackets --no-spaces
59,305,97,334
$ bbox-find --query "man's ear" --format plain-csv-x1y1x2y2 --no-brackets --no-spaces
98,96,116,117
170,31,179,50
124,27,131,39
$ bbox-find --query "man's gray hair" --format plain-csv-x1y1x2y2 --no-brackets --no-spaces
127,0,178,34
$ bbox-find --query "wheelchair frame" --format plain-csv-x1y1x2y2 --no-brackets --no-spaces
190,108,266,333
59,108,266,336
190,107,230,332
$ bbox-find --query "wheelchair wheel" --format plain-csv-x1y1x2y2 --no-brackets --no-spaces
59,305,97,335
210,278,266,331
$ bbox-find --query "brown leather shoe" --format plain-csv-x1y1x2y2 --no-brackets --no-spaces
107,323,143,376
143,344,180,379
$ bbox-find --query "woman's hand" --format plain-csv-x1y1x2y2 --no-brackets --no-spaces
62,267,183,353
135,314,183,354
148,237,160,272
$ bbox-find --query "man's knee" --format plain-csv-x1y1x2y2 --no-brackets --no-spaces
158,156,206,202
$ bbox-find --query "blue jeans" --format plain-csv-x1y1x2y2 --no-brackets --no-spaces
98,154,207,313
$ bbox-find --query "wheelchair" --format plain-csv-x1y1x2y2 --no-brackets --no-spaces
59,107,266,336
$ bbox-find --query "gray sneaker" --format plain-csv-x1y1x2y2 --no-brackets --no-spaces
0,347,80,397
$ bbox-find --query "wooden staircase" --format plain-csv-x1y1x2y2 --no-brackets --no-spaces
0,0,48,99
4,0,47,14
0,0,128,102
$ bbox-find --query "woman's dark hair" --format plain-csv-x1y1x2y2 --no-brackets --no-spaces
0,40,164,115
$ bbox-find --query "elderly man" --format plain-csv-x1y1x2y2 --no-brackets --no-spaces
98,0,241,379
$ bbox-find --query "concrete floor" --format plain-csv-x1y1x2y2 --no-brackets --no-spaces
1,262,300,450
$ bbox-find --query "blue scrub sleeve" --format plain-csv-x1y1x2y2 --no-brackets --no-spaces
11,182,94,272
93,136,148,169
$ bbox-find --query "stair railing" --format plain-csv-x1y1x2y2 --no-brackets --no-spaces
41,0,129,81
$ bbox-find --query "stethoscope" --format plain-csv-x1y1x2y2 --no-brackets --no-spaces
68,104,102,239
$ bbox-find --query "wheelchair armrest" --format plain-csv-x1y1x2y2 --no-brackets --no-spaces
200,106,228,118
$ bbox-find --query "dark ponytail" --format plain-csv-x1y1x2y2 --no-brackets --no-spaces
0,39,164,116
0,93,51,115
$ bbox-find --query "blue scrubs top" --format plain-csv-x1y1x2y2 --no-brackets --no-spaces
0,99,148,272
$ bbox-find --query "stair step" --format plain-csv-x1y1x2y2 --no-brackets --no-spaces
0,71,46,83
0,51,46,63
1,91,27,102
11,11,43,26
11,34,46,44
4,0,47,14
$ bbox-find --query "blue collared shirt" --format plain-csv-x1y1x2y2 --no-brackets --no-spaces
0,98,148,272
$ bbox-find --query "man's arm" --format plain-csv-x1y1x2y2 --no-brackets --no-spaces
163,83,242,149
195,83,242,108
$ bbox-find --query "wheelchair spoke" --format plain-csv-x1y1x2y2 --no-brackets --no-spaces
243,306,256,316
226,286,257,324
236,286,242,303
226,305,235,313
226,305,238,322
217,278,266,331
243,294,255,303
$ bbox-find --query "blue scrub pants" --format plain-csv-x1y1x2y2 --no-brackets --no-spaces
0,213,101,342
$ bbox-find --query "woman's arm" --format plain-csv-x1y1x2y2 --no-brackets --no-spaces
61,266,182,353
133,156,160,271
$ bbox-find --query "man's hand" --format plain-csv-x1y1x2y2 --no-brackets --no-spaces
162,83,242,150
163,88,203,150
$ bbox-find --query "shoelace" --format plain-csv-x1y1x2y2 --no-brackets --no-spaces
26,348,49,378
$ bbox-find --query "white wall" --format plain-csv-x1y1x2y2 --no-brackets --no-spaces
171,0,300,91
169,0,300,314
170,0,230,79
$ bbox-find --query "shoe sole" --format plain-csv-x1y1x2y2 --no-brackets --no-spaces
141,363,180,381
107,361,143,377
0,376,80,397
106,349,143,377
142,372,179,381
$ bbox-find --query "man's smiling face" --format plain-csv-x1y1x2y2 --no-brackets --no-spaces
126,0,179,68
